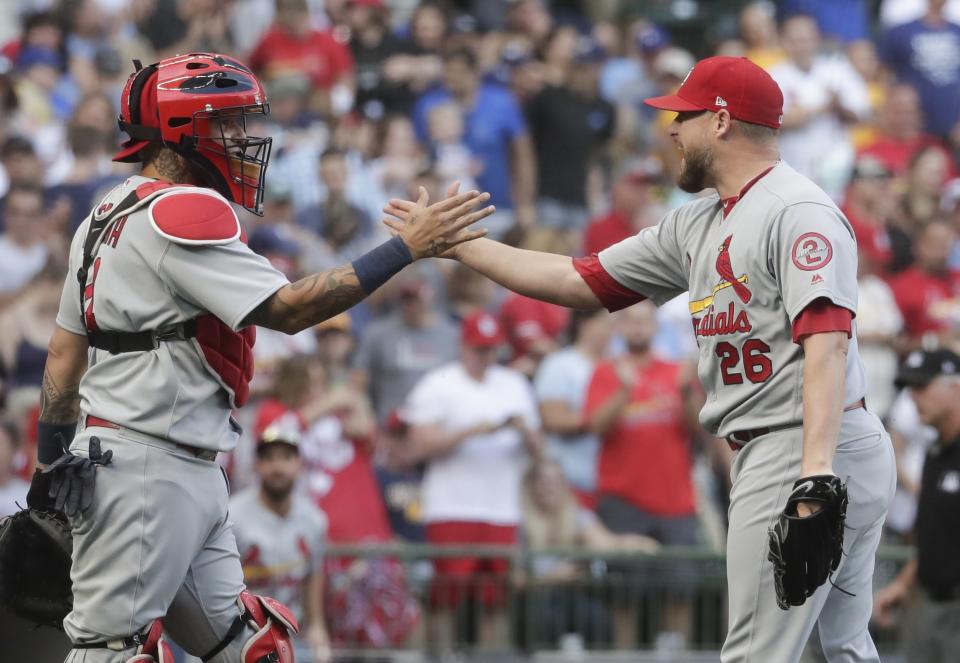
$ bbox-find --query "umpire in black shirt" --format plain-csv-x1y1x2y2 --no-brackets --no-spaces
873,349,960,662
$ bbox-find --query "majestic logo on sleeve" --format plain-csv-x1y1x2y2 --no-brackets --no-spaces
689,235,753,338
792,232,833,271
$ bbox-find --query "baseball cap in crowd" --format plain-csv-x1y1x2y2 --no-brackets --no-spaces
895,349,960,389
461,311,506,348
15,46,62,72
644,56,784,130
255,409,303,453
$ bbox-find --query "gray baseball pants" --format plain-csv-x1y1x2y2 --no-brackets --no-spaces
62,425,255,662
721,407,896,663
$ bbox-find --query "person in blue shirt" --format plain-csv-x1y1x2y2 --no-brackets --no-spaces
412,48,536,237
881,0,960,137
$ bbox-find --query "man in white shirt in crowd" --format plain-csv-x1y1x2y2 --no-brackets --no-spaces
769,13,871,197
403,311,543,653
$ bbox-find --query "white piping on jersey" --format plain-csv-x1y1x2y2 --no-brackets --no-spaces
147,187,241,246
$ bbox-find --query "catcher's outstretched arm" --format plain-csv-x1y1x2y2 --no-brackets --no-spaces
799,330,848,487
37,326,89,467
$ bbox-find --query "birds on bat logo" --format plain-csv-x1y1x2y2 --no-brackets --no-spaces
715,235,752,304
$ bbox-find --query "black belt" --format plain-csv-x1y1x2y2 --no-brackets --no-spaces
88,318,197,355
726,399,867,451
74,632,147,651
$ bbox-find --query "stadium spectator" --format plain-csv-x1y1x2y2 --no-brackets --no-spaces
0,420,26,517
881,0,960,138
403,311,542,651
499,228,571,377
889,220,960,348
770,13,871,196
584,301,700,648
352,273,458,423
231,420,331,663
902,145,953,231
426,101,479,192
0,136,42,230
533,308,614,504
874,349,960,661
855,231,905,421
374,408,426,542
520,457,658,648
858,83,949,177
0,185,49,297
583,161,660,255
842,156,896,273
248,0,354,117
298,148,380,262
780,0,872,45
412,47,536,236
528,36,617,233
0,258,65,414
740,1,785,70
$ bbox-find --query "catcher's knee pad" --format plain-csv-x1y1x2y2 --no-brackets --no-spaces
201,591,299,663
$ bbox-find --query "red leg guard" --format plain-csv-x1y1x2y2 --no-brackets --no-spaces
238,591,300,663
124,620,173,663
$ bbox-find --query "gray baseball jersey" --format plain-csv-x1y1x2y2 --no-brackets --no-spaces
586,161,866,437
55,176,289,450
229,487,327,624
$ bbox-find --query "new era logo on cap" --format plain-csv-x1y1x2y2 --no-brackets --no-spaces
643,56,784,129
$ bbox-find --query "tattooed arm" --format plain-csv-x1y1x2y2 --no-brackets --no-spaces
37,326,89,467
244,188,494,334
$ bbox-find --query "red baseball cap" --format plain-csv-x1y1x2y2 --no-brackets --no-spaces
644,56,783,130
461,312,506,348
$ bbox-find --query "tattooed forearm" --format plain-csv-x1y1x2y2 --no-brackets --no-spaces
39,365,82,424
243,265,366,334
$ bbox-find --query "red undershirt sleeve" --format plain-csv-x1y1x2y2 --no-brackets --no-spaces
792,297,854,344
572,255,646,312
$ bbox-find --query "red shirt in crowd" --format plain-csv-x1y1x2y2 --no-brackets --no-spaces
248,26,353,89
888,266,960,338
499,293,569,359
858,136,955,178
583,210,634,256
584,358,695,517
842,205,893,272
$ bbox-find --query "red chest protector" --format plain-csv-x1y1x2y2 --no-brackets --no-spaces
82,181,258,409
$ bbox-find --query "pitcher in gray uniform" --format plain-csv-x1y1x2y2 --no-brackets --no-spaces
384,56,896,662
29,52,494,663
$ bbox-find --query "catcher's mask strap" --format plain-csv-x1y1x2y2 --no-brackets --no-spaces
200,613,247,662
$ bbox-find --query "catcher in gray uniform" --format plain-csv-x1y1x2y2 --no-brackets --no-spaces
385,56,896,663
19,52,493,663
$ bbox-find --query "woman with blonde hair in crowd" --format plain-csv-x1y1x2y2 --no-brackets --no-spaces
520,457,657,648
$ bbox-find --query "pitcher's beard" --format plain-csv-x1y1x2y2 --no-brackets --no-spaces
677,145,715,193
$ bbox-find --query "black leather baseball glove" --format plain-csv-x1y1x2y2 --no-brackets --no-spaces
0,506,73,628
767,474,848,610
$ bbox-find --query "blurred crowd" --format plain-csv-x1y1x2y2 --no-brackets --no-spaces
1,0,960,656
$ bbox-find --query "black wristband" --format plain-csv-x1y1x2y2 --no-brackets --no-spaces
351,236,414,295
37,422,76,465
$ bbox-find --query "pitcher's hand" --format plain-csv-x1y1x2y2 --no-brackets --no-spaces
384,182,495,259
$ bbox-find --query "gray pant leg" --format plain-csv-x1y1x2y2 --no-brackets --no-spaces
815,415,896,662
163,516,249,661
721,410,895,663
63,431,233,662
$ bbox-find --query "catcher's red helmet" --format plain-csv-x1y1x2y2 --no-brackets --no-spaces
114,53,272,215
